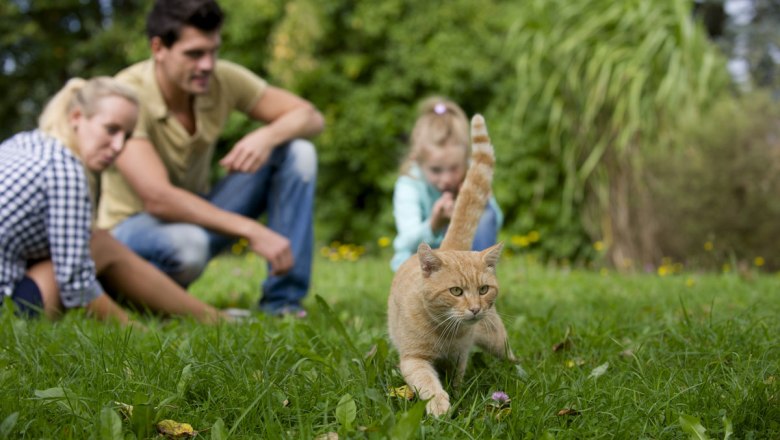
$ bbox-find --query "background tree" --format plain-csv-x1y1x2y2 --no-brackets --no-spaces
3,0,780,270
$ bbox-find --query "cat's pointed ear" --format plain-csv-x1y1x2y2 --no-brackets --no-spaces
418,242,442,277
481,242,504,272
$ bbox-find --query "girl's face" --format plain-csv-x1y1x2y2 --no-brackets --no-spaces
420,143,468,193
71,95,138,171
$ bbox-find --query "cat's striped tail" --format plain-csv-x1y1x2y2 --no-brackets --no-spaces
439,114,495,251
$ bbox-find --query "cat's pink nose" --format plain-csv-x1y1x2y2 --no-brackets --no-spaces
469,307,481,316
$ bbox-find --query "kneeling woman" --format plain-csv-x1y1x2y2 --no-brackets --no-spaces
0,77,223,323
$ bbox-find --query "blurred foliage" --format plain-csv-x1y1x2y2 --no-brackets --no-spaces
2,0,779,269
493,0,733,265
0,0,147,139
646,92,780,271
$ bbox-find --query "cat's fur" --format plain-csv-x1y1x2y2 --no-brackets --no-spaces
387,114,516,417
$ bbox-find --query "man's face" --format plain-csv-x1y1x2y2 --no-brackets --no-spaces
153,25,221,95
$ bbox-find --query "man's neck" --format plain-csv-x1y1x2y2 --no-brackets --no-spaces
154,65,196,134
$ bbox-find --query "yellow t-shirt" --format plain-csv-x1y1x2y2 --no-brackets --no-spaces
97,59,267,229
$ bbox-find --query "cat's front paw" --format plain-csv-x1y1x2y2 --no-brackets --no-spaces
426,393,451,417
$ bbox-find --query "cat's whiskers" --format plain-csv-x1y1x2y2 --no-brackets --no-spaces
432,313,461,351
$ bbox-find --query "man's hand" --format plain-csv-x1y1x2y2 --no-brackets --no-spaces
219,131,273,173
430,191,455,232
247,226,294,275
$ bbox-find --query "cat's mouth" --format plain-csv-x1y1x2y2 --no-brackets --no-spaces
461,313,483,323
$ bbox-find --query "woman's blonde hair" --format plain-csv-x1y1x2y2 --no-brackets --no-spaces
38,76,138,154
400,96,470,175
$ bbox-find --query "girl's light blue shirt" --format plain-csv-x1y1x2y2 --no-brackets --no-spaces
391,164,502,270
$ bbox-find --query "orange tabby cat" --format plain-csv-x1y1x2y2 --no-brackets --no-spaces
387,114,516,417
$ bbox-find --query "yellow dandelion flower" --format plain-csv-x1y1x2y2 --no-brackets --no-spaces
657,266,669,277
378,236,391,248
722,263,731,273
328,253,341,262
527,230,540,242
338,244,351,256
754,257,765,267
565,359,575,368
238,238,249,246
511,235,530,247
703,241,714,251
685,277,695,287
231,243,243,255
593,241,604,251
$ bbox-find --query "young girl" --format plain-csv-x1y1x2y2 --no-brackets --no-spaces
391,97,503,271
0,77,225,323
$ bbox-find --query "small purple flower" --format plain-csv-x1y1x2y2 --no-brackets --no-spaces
433,103,447,115
491,391,510,404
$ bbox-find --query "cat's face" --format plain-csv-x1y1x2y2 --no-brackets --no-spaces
417,243,503,324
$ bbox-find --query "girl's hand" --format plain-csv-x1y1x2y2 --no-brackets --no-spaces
430,192,455,231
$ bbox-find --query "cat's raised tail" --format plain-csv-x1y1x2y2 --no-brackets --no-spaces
439,114,495,251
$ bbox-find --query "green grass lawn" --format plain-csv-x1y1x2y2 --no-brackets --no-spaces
1,252,779,439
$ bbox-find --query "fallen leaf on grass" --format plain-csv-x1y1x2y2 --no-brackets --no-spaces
557,408,581,416
552,327,573,352
157,419,197,438
388,385,415,400
552,339,572,352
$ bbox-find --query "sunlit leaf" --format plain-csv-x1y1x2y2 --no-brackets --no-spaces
390,400,426,440
336,393,357,432
33,387,89,419
589,362,609,379
557,408,581,416
176,364,193,397
210,418,228,440
0,412,19,439
679,414,710,440
156,419,197,438
98,407,123,440
515,364,529,380
722,416,733,440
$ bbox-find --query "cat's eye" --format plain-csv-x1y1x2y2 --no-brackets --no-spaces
449,287,463,296
479,285,489,295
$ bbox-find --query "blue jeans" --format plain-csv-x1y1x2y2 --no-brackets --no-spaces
112,140,316,314
472,202,500,251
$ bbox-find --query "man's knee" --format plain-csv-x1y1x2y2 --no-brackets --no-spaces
289,139,317,183
166,225,210,286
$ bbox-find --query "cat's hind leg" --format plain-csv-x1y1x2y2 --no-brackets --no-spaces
400,356,450,416
475,310,517,362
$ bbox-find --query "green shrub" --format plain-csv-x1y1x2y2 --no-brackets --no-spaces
646,92,780,271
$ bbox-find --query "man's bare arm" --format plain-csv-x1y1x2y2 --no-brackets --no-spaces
219,86,325,173
114,138,293,274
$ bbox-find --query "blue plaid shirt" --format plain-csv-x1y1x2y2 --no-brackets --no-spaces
0,130,102,308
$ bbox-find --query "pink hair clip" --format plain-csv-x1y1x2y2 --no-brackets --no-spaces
433,103,447,115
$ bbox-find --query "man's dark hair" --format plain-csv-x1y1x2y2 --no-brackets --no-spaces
146,0,224,47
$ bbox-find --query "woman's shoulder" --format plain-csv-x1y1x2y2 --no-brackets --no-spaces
3,130,62,155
